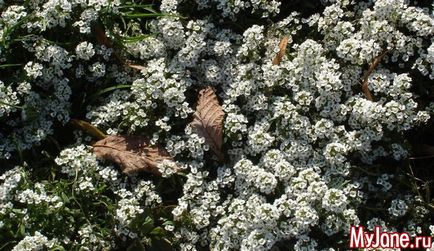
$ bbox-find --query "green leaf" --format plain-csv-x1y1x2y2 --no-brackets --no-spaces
122,13,175,18
162,221,174,226
97,183,107,192
18,223,25,237
117,4,156,12
87,84,132,104
120,35,151,43
60,192,70,203
150,226,165,236
0,63,22,69
50,246,66,251
141,216,154,234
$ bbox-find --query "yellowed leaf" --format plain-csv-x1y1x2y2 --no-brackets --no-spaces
70,119,106,140
92,135,178,176
272,36,289,65
189,87,225,161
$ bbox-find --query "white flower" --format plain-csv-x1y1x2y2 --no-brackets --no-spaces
88,62,106,78
388,199,408,217
322,188,348,213
12,231,59,251
24,62,44,79
75,41,95,60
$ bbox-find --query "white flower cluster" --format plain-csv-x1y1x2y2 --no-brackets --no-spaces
416,41,434,79
75,41,95,61
388,199,408,217
12,231,59,251
161,0,281,18
120,0,432,249
1,5,26,27
17,183,63,208
9,145,162,248
0,166,23,210
77,224,111,249
0,80,20,118
0,0,122,159
55,144,102,177
114,180,162,239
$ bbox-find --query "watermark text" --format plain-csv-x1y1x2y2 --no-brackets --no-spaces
349,226,432,249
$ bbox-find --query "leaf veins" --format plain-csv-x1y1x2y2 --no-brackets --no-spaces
92,135,178,176
189,87,225,162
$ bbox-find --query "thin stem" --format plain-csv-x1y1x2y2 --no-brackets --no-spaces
0,100,24,109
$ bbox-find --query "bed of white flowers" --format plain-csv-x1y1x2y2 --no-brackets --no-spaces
1,0,434,250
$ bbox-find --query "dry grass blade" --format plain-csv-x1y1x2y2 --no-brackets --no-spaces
127,63,146,71
361,49,389,101
92,135,178,176
409,144,434,160
272,36,289,65
190,87,225,161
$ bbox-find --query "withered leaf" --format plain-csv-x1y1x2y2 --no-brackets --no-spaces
70,119,106,140
190,87,225,161
361,49,389,101
92,135,178,176
272,36,289,65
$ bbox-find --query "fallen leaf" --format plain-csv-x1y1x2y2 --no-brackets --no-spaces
70,119,106,140
272,36,289,65
92,135,178,175
189,87,225,161
361,49,389,101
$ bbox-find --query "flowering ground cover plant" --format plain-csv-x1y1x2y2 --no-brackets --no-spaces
1,0,434,250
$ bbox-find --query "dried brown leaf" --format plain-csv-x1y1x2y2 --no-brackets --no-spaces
190,87,225,161
361,49,389,101
272,36,289,65
92,135,178,176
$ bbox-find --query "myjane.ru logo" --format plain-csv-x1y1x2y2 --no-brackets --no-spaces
349,226,432,249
